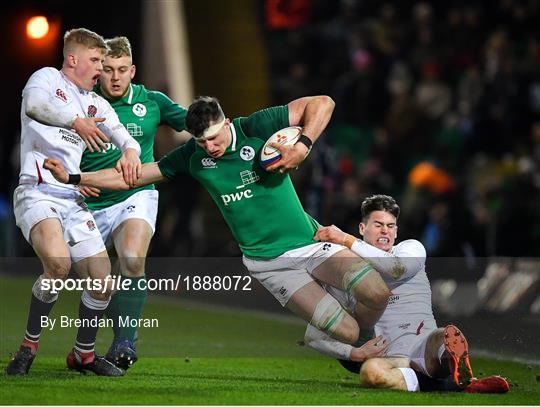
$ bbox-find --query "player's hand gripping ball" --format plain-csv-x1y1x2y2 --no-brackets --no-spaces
259,126,303,170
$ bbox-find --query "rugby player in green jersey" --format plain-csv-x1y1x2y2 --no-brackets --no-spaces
45,96,391,348
79,37,187,370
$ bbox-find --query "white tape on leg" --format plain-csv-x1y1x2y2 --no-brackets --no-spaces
310,293,346,335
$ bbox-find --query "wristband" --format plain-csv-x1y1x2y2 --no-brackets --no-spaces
295,134,313,154
67,174,81,185
342,234,356,249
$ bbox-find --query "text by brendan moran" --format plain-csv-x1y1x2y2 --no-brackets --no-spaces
40,316,159,331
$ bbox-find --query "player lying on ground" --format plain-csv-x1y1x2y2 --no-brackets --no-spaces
307,194,509,393
45,95,392,353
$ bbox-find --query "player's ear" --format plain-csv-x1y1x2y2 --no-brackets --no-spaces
130,64,136,79
66,52,77,67
358,222,365,237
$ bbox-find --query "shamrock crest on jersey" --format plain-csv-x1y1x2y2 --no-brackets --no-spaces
240,146,255,161
132,103,147,117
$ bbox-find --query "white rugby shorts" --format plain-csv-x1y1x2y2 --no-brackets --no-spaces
13,184,105,261
324,283,437,375
91,189,159,246
243,242,346,306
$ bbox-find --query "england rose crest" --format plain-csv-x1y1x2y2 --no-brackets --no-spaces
87,105,97,117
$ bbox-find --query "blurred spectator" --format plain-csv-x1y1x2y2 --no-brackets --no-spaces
263,0,540,260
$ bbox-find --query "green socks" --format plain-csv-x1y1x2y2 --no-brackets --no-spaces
106,276,148,341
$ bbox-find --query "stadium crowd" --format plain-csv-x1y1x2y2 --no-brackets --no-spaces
4,0,539,263
263,0,540,259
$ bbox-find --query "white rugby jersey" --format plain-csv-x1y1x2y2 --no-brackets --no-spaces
350,239,427,289
305,239,436,360
19,67,139,191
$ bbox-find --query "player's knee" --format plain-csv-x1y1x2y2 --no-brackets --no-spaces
43,257,71,280
120,254,145,277
369,284,391,309
359,359,388,388
353,281,390,310
88,287,112,301
311,293,357,342
336,317,360,344
88,277,114,300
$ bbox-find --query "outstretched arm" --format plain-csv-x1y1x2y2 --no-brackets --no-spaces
315,225,426,281
43,159,165,190
304,324,387,362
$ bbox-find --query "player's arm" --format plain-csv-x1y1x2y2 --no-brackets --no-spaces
266,95,335,173
349,239,426,281
304,324,387,362
23,86,109,153
315,225,426,281
43,159,164,190
287,95,335,147
97,98,142,187
150,90,187,131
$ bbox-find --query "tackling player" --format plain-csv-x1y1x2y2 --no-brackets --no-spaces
79,36,187,370
307,194,509,393
44,95,392,351
7,28,141,377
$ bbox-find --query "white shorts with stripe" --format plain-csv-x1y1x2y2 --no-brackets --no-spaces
243,242,346,306
91,189,159,247
13,184,105,261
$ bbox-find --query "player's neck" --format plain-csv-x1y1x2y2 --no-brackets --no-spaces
60,68,87,93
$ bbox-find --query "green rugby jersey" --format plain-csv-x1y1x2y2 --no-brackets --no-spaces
158,105,319,259
80,84,187,210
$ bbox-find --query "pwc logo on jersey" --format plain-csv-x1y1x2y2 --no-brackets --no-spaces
221,189,254,206
201,158,217,169
220,170,260,206
87,105,97,117
55,89,68,103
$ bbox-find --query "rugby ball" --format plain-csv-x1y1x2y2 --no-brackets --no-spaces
260,126,302,169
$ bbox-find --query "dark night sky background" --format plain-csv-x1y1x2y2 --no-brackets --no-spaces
1,1,143,196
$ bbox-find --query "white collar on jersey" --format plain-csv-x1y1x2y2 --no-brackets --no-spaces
126,84,134,104
229,122,237,152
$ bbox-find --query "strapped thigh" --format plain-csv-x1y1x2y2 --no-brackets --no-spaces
342,259,375,294
310,293,347,336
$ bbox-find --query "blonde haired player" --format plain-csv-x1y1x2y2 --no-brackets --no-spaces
7,28,141,377
79,36,187,370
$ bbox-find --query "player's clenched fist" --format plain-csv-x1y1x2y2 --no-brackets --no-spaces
43,158,68,183
315,225,356,248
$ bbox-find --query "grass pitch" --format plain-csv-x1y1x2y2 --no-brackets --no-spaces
1,276,538,405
